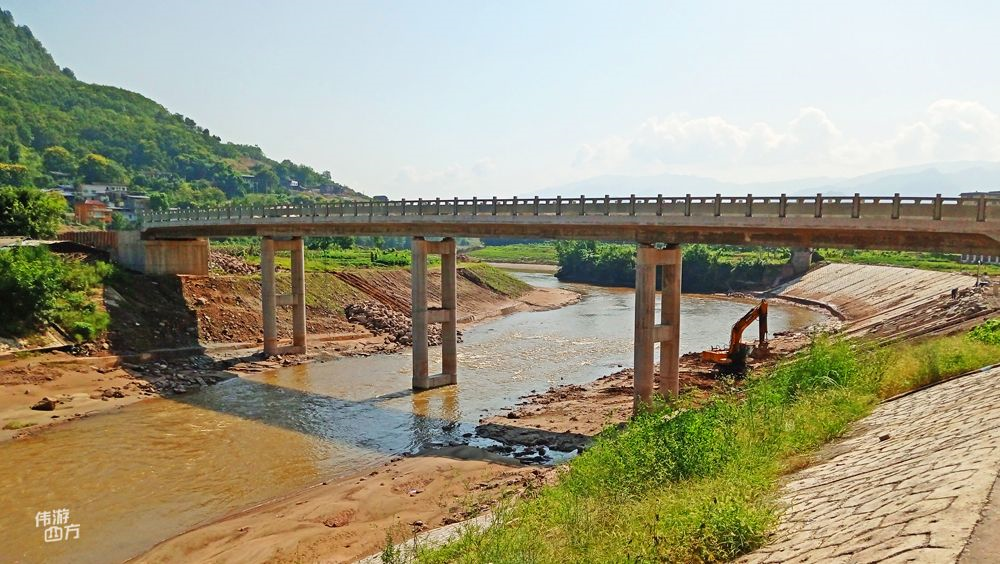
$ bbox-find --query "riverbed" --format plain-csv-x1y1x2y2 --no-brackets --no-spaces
0,272,825,563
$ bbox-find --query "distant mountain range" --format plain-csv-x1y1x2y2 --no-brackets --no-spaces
528,161,1000,199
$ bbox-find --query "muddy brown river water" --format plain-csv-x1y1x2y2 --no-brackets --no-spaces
0,271,825,563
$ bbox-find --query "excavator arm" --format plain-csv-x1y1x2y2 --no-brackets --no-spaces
701,300,768,365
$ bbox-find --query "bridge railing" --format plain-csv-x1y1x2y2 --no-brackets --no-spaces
141,193,995,225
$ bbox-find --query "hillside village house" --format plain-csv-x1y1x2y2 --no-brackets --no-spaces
73,199,113,225
80,183,128,201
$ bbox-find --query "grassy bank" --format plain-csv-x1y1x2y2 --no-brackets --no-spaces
467,243,559,265
415,327,1000,563
818,248,998,275
459,263,532,298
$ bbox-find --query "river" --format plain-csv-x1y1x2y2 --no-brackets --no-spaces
0,271,825,563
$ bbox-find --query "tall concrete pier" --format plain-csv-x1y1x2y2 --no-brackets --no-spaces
260,236,307,356
633,244,682,411
411,237,458,390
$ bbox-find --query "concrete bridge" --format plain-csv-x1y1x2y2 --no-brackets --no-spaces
138,193,1000,411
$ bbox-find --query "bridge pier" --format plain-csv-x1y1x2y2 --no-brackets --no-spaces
634,243,682,413
261,236,307,356
411,236,458,390
790,247,813,274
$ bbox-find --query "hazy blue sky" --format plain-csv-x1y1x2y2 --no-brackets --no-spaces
6,1,1000,197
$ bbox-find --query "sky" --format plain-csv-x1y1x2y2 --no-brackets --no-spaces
6,0,1000,198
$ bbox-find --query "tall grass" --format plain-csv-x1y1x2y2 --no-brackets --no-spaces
418,333,1000,563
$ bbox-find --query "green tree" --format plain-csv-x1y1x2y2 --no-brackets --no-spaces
0,186,66,238
42,145,75,174
109,211,129,231
77,153,127,184
0,162,30,186
255,169,279,192
148,192,169,211
0,246,111,339
306,236,354,250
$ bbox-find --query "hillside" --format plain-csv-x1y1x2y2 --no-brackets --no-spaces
0,9,365,205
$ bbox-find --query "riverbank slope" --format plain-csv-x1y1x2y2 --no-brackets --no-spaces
137,262,992,564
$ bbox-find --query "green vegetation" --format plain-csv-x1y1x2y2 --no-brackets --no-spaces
2,420,36,430
468,243,559,265
247,247,432,272
969,318,1000,346
0,186,66,238
0,9,359,210
476,240,993,283
818,248,998,275
554,241,789,292
0,246,113,341
879,333,1000,397
459,263,532,298
418,331,1000,562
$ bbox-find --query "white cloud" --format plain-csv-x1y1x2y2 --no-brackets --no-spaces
574,100,1000,180
392,157,498,197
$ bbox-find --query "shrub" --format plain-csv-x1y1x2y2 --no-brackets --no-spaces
0,246,112,340
0,186,66,238
969,318,1000,346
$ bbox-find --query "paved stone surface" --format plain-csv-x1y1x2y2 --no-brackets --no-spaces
743,367,1000,564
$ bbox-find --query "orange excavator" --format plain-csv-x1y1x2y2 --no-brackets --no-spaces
701,300,768,367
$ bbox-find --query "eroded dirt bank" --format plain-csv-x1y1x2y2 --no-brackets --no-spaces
133,263,1000,564
0,264,578,442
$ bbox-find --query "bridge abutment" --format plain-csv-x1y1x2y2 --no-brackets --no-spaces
634,243,682,412
261,236,307,356
411,236,458,390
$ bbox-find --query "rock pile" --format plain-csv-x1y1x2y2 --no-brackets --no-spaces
209,250,258,275
345,301,462,346
123,357,236,395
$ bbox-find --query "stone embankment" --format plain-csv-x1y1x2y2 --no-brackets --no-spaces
775,263,998,340
743,365,1000,563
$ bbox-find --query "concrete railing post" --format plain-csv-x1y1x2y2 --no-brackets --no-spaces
634,243,682,413
261,237,278,356
411,237,458,390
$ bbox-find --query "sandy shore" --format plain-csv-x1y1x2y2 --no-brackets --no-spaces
136,446,555,564
484,261,558,273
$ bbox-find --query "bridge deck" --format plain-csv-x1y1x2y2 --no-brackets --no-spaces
141,194,1000,253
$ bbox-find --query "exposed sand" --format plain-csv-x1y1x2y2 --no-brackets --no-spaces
484,262,559,273
136,446,554,564
0,354,153,442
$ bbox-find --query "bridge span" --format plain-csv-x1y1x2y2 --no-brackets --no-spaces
139,194,1000,412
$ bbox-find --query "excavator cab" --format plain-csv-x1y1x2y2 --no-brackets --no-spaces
701,300,768,368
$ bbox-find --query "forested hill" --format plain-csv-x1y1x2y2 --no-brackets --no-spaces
0,9,364,207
